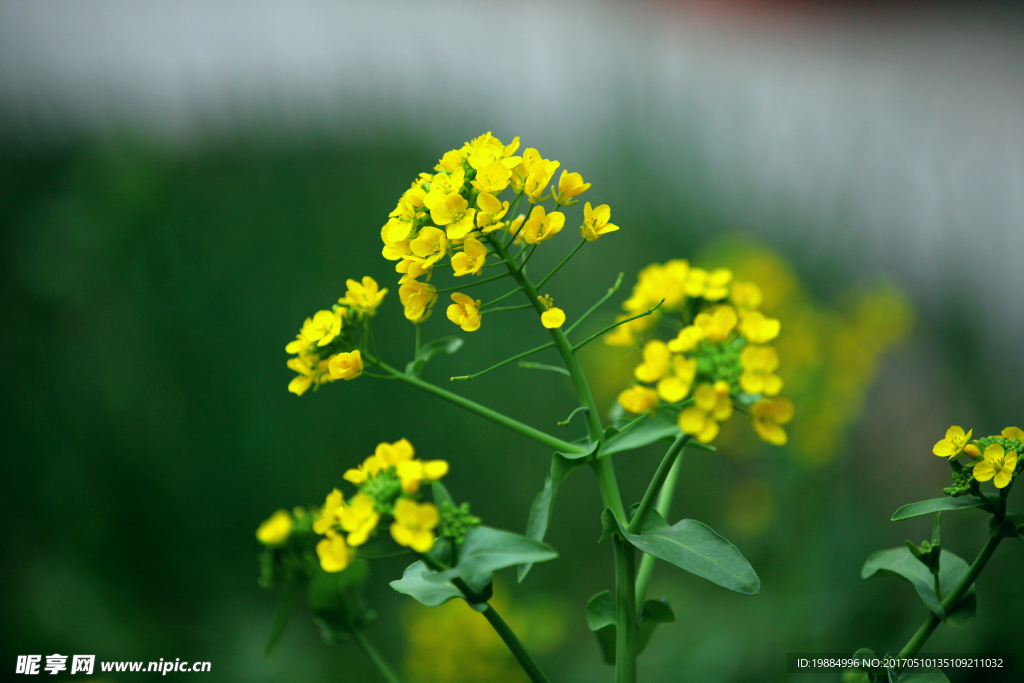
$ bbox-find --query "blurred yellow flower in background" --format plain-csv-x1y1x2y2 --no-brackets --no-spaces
255,509,292,545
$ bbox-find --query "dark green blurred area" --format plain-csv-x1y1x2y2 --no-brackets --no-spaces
2,133,1021,683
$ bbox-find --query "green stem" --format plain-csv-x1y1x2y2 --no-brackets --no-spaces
565,272,624,335
373,359,584,455
351,629,404,683
434,271,508,294
627,434,690,535
449,341,555,381
536,238,587,289
613,537,638,683
635,453,684,604
897,535,1003,666
483,303,534,314
570,300,664,352
481,286,524,308
480,604,554,683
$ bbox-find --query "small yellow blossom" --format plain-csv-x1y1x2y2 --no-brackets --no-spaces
657,356,697,403
703,269,733,301
328,350,363,380
375,438,416,466
694,305,738,342
399,280,438,321
679,381,733,443
432,194,477,240
256,509,292,545
740,345,783,396
730,281,763,309
447,293,482,332
435,149,464,173
396,256,433,284
381,225,411,261
513,149,560,202
301,309,344,346
340,276,388,316
973,444,1017,489
343,455,384,485
1001,426,1024,441
471,161,513,195
475,192,510,234
684,268,709,297
964,444,981,458
541,308,566,329
395,459,450,494
580,202,619,242
423,168,466,211
391,498,439,553
618,385,659,413
452,237,488,276
337,493,380,546
522,206,565,244
750,397,794,446
932,426,973,459
739,311,781,344
287,354,331,396
554,170,591,205
410,227,449,267
465,132,521,172
635,340,671,383
313,489,344,535
316,530,352,573
667,325,705,353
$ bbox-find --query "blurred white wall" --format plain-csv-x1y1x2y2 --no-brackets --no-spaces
2,0,1022,376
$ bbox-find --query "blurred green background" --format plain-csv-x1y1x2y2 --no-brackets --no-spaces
2,130,1021,683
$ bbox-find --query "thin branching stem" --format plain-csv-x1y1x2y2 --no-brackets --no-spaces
434,271,508,294
565,272,625,335
536,238,587,290
449,342,556,381
570,300,664,352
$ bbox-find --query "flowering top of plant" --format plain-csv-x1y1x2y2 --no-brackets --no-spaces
379,131,610,329
283,276,386,395
611,261,794,445
938,425,1022,493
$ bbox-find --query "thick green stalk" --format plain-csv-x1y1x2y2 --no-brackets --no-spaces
374,359,585,455
897,535,1003,665
613,537,638,683
480,604,554,683
635,455,684,604
351,629,404,683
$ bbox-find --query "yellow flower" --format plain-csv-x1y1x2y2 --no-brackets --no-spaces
694,305,738,343
395,459,449,494
475,192,510,234
337,493,380,546
964,444,981,459
1001,426,1024,441
287,354,331,396
657,355,697,403
256,509,292,545
381,223,412,261
391,498,439,553
410,226,449,267
750,397,794,446
932,426,973,459
512,149,560,203
703,268,733,301
435,149,464,173
313,488,344,535
301,309,344,346
634,340,671,383
554,170,591,205
521,206,565,244
580,202,619,241
618,385,659,413
423,168,466,211
316,531,353,573
396,256,433,284
667,325,705,353
452,237,488,276
679,381,733,443
684,268,709,297
730,281,763,309
973,444,1017,489
432,194,477,241
738,310,781,344
343,455,384,485
328,350,363,380
447,293,482,332
471,161,513,195
740,345,783,396
541,308,566,329
340,276,388,316
399,280,438,322
465,132,521,172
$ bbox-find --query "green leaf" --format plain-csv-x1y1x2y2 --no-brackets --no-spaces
901,671,951,682
519,453,587,582
558,437,598,461
389,561,493,607
406,336,463,377
602,409,680,455
861,547,976,624
585,590,676,665
432,480,455,509
1007,510,1024,540
610,509,760,595
891,495,993,521
265,578,299,657
432,526,557,582
888,667,899,683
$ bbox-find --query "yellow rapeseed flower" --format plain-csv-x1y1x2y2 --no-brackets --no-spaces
337,493,380,546
667,325,705,353
580,202,619,241
513,149,560,203
423,168,466,212
343,455,384,485
435,149,463,173
301,309,344,346
313,489,344,535
554,170,591,205
316,530,353,572
618,385,659,413
433,194,477,240
399,280,438,322
522,206,565,244
471,161,513,195
328,350,363,380
679,381,733,443
447,293,482,332
287,354,331,396
750,397,794,446
694,305,738,343
635,340,671,383
340,276,388,316
932,426,973,459
452,237,488,276
475,192,510,234
1001,426,1024,441
256,509,292,545
730,281,763,309
410,226,449,266
740,345,783,396
375,438,416,467
541,308,566,329
657,355,697,403
738,310,781,344
391,498,439,553
703,268,733,301
973,444,1017,489
395,459,450,494
396,256,433,284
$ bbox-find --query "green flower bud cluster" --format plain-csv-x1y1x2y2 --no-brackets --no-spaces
361,472,404,515
906,539,941,573
943,461,977,497
439,501,482,545
695,338,743,391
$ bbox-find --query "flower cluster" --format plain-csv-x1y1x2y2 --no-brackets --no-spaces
934,425,1022,490
379,132,612,331
612,260,793,445
284,276,386,395
311,439,451,572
